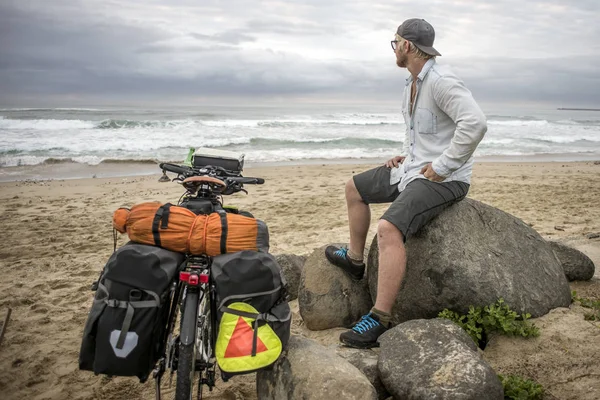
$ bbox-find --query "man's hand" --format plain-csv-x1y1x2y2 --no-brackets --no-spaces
384,156,406,168
420,163,445,182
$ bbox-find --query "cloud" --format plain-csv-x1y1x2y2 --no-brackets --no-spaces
0,0,599,107
189,31,256,45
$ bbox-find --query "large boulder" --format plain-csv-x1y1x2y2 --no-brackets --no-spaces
257,335,377,400
275,254,306,300
548,241,595,281
298,244,372,330
378,318,504,400
367,198,572,324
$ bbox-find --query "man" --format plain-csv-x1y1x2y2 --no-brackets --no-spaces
325,18,487,348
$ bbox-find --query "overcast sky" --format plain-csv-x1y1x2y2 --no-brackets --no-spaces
1,0,599,108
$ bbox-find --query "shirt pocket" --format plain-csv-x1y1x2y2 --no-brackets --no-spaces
416,107,437,135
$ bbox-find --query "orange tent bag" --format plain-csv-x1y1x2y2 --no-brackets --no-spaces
113,202,269,256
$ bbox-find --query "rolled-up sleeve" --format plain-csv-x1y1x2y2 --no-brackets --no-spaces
431,75,487,177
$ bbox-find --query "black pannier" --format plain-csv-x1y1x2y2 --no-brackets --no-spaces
79,242,184,382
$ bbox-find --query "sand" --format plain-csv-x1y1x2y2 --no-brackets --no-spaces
0,161,599,399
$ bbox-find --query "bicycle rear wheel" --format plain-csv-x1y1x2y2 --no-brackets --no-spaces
175,289,199,400
195,289,215,399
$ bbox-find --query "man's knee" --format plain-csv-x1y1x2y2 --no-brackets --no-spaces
345,178,363,202
377,219,404,247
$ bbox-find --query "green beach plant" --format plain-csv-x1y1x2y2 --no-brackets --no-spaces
499,374,544,400
438,298,539,347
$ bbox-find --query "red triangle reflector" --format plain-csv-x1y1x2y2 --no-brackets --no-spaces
224,317,268,358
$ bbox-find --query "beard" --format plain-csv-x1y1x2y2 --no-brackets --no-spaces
396,49,408,68
396,51,408,68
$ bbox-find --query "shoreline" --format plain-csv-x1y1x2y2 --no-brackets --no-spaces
1,154,600,182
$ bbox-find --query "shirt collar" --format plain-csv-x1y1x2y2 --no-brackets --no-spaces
405,58,437,85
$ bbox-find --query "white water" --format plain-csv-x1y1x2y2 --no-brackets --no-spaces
1,107,599,167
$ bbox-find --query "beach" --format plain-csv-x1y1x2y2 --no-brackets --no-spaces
0,160,599,399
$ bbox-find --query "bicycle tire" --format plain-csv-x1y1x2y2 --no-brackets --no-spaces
196,290,213,399
175,289,199,400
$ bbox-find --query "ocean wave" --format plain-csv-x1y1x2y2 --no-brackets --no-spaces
94,118,403,129
21,116,600,131
96,119,193,129
323,112,395,118
478,138,515,145
0,107,103,112
487,119,549,127
554,118,600,126
237,148,396,163
0,156,165,167
42,157,78,164
525,137,600,144
0,118,95,130
253,137,349,144
194,119,402,128
555,119,581,125
475,149,599,157
100,158,160,164
258,120,399,127
2,147,599,167
216,137,402,150
5,116,597,131
481,134,600,145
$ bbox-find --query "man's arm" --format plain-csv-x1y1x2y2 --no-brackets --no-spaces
430,75,487,177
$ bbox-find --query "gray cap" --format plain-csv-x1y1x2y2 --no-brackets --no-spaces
396,18,441,57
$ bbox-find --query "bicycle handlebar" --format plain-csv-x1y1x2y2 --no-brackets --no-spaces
159,162,264,188
160,162,192,175
229,177,265,185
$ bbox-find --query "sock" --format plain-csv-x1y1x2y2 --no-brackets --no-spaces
370,307,391,328
347,249,364,265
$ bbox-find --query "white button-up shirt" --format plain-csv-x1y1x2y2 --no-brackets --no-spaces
392,59,487,192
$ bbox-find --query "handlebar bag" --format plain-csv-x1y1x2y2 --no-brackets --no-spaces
113,202,269,256
79,242,184,382
211,250,291,379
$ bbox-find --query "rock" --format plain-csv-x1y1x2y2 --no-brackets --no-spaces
549,241,595,281
367,198,572,324
336,347,390,400
378,319,503,400
275,254,306,301
484,306,600,400
586,232,600,239
298,244,372,330
257,335,377,400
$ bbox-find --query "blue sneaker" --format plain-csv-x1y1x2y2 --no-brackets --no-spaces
325,246,365,280
340,313,388,348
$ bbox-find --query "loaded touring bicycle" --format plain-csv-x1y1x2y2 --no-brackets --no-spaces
79,148,291,400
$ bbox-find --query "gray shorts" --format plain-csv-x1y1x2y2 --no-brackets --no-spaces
353,166,469,240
